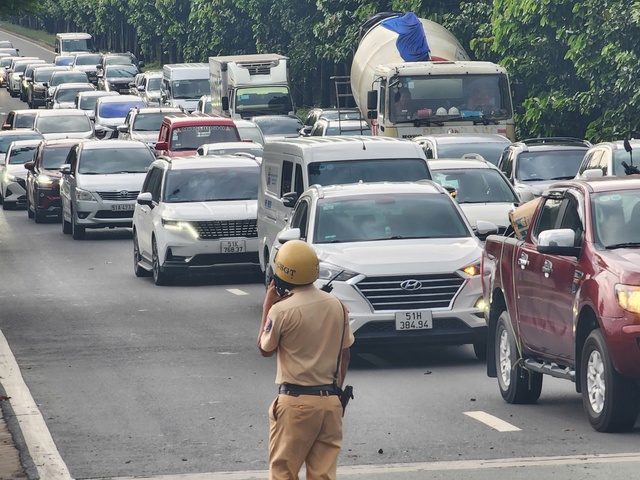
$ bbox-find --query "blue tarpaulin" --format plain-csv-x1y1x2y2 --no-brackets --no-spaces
381,12,431,62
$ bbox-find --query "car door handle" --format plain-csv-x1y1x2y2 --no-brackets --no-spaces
542,260,553,276
517,253,529,269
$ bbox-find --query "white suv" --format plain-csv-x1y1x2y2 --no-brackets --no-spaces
268,181,496,359
132,155,261,285
59,140,156,239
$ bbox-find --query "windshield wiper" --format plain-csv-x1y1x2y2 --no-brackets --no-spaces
605,242,640,249
394,118,444,127
472,117,499,125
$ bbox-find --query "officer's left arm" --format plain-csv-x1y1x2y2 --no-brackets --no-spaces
338,348,350,387
258,282,280,357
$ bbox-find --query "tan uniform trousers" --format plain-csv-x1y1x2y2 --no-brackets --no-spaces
268,393,343,480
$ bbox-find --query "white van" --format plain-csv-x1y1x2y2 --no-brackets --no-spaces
55,33,93,55
257,136,431,274
161,63,210,112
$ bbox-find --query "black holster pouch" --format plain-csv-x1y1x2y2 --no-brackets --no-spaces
335,383,354,416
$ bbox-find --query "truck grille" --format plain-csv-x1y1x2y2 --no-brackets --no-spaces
192,219,257,240
356,274,465,311
98,191,139,201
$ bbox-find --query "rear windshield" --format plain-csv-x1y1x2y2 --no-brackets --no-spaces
78,147,153,174
36,115,91,134
163,166,259,202
8,145,38,165
169,125,240,151
75,54,101,66
307,158,432,186
42,146,73,169
56,87,93,103
98,101,145,118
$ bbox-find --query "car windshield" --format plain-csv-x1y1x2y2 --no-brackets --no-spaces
437,142,510,165
98,101,145,118
51,72,88,86
236,124,264,145
79,96,100,110
8,145,38,165
592,191,640,248
42,146,73,169
61,38,92,52
170,79,210,100
164,166,259,202
105,66,137,78
432,168,519,204
56,87,93,103
147,77,161,90
34,68,59,82
14,63,31,74
105,55,134,65
0,134,42,154
35,115,91,134
78,147,153,174
132,113,165,132
314,193,470,244
325,124,371,136
1,58,14,68
14,113,37,129
254,116,302,136
55,57,75,66
308,158,431,185
170,125,240,151
516,150,587,181
75,54,101,66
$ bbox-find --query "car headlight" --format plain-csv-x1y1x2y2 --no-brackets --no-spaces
317,261,359,282
615,284,640,314
162,219,199,239
74,187,97,202
36,174,55,185
461,262,481,277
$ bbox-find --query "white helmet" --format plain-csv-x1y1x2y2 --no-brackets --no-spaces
448,107,459,115
436,107,448,115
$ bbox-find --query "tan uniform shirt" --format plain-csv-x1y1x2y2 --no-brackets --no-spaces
260,285,355,386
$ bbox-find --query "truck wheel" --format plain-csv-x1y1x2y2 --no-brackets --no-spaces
581,329,640,432
495,311,542,404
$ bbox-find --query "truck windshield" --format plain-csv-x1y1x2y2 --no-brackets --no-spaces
592,191,640,248
314,193,469,243
308,158,431,186
388,74,512,123
235,86,293,116
171,79,209,100
61,38,92,53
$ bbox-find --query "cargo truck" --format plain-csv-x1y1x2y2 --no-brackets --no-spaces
208,54,294,119
350,12,518,141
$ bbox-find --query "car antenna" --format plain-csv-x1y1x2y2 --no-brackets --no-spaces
624,138,633,165
320,270,345,293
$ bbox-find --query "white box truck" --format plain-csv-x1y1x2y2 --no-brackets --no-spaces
161,63,210,113
349,12,519,140
209,54,294,119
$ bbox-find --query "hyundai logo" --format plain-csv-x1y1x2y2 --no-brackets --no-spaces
400,279,422,291
119,190,129,198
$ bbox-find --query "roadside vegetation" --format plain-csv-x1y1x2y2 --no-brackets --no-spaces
3,0,640,141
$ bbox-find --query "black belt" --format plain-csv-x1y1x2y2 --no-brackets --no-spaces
279,384,338,396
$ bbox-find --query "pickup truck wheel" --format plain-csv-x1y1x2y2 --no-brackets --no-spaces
581,329,640,432
496,311,542,404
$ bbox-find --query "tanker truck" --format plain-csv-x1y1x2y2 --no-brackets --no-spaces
350,12,517,141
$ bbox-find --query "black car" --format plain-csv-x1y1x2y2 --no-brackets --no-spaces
98,64,139,93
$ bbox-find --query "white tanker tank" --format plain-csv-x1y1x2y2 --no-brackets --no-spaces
349,12,516,140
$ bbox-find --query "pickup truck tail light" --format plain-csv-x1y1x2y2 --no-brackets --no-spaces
615,284,640,314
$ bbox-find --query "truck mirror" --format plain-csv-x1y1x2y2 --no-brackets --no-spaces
281,191,298,208
155,141,168,152
366,90,377,110
537,229,580,257
222,96,229,111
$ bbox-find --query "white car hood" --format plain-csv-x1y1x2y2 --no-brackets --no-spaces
163,200,257,221
315,237,482,276
458,203,516,228
77,173,146,191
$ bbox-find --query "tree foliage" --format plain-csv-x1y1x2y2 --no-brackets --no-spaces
14,0,640,140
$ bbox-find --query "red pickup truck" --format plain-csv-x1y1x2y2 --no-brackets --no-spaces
482,176,640,432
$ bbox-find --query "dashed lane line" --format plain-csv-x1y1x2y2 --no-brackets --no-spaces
226,288,250,296
463,410,521,432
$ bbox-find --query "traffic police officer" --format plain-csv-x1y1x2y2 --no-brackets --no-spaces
258,240,355,480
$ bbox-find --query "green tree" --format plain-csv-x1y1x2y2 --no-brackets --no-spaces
0,0,41,16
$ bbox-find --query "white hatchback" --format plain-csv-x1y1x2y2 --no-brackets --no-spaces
132,155,261,285
268,181,497,359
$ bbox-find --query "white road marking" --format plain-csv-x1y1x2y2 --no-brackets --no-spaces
463,410,521,432
226,288,249,296
93,452,640,479
0,330,73,480
0,28,54,55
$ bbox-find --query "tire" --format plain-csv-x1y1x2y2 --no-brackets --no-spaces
62,208,72,234
27,197,34,219
2,200,12,210
495,311,543,404
152,237,170,285
34,210,46,223
580,329,640,432
133,231,151,278
71,208,86,240
473,339,487,361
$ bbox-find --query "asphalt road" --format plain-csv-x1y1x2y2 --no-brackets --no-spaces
2,27,640,480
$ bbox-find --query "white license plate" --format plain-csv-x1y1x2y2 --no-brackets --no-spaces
111,204,134,211
395,310,433,330
221,240,245,253
120,89,129,93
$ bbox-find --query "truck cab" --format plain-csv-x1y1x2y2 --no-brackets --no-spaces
55,33,93,55
161,63,210,113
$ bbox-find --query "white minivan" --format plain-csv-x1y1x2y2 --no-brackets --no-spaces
257,136,432,276
161,63,210,112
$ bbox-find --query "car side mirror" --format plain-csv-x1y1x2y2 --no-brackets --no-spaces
277,228,301,244
116,125,128,133
476,220,499,236
155,141,168,152
281,191,298,208
139,61,145,69
537,229,581,257
1,124,10,131
24,160,35,171
136,191,153,207
59,164,71,175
